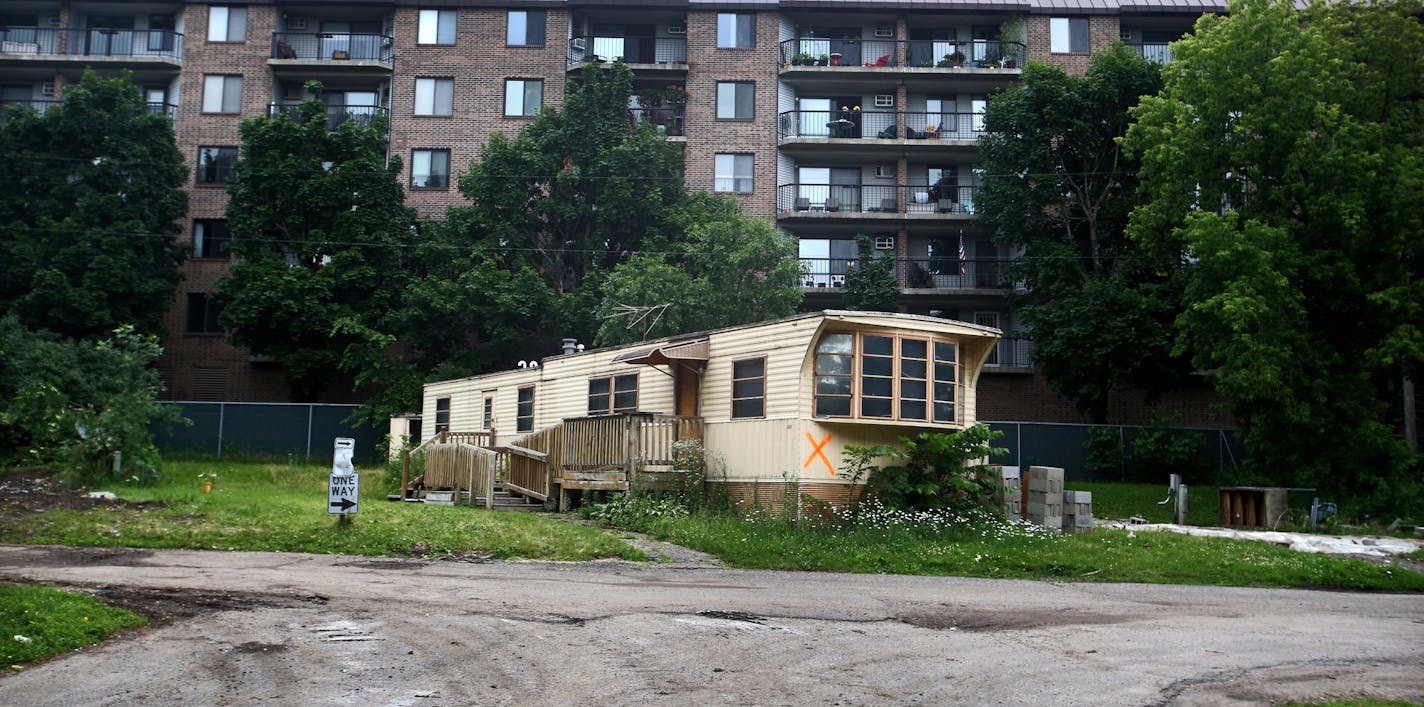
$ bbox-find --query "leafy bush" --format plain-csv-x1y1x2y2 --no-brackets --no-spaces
0,317,183,483
581,493,689,529
1128,417,1210,484
863,425,1007,513
1083,427,1125,479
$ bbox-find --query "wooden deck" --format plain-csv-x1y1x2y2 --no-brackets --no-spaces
401,413,703,510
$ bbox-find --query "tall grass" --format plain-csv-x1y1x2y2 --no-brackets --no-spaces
0,585,145,667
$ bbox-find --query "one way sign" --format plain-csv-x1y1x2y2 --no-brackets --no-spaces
328,438,359,516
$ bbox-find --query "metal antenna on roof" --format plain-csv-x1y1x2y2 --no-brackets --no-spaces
603,303,672,341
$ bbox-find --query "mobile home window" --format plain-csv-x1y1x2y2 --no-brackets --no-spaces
813,332,957,423
516,386,535,432
588,374,638,415
731,357,765,418
434,397,450,433
482,395,493,430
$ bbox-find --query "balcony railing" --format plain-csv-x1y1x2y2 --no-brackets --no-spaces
984,337,1033,368
629,107,685,136
271,32,393,63
568,36,687,66
778,38,1025,70
0,27,183,60
1,99,177,120
268,103,388,130
1124,42,1174,63
778,183,977,216
799,256,1013,290
779,109,984,141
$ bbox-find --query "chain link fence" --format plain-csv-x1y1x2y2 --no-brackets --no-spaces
152,402,384,462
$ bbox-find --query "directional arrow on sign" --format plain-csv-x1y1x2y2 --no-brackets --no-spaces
329,498,357,512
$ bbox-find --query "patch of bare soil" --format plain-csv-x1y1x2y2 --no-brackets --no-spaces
896,606,1130,632
39,582,329,625
0,468,166,530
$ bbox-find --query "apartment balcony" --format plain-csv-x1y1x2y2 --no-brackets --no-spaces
778,109,983,158
1123,42,1174,63
268,103,388,131
567,36,687,72
270,32,393,73
1,98,177,120
777,183,977,221
779,38,1023,75
800,255,1013,291
0,28,182,65
629,107,685,137
983,337,1033,370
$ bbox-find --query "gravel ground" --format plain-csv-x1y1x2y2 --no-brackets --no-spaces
1,543,1421,706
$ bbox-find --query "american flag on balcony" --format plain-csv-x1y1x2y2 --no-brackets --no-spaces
958,232,967,276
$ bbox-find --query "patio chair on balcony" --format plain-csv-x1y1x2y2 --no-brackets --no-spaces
864,54,892,67
936,199,956,213
824,197,841,212
877,125,897,139
795,197,811,211
877,197,897,212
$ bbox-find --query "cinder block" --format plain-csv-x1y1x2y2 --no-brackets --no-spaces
1033,515,1062,530
1027,501,1062,516
1063,490,1092,504
1028,466,1064,494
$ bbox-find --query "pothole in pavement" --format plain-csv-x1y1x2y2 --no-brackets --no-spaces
896,607,1130,632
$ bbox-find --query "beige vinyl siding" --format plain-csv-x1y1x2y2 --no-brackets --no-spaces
706,418,934,484
700,316,819,421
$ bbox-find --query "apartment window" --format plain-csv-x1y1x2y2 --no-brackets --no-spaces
716,82,754,120
1050,17,1089,53
417,9,457,45
197,146,238,184
434,397,450,433
414,78,454,116
202,75,242,113
185,293,223,334
717,13,755,48
482,395,493,430
507,10,546,46
504,79,542,117
411,149,450,189
193,219,231,259
714,154,753,193
516,386,535,432
813,332,957,423
588,374,638,415
207,6,247,42
731,358,765,418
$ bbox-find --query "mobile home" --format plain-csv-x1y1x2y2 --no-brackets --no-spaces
404,310,1000,508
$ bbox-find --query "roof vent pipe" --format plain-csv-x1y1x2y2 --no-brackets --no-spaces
562,338,580,355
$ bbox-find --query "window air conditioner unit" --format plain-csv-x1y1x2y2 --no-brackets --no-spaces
875,236,895,250
874,94,894,108
572,37,587,51
874,25,894,38
41,82,56,96
287,16,308,31
875,165,894,178
667,24,686,35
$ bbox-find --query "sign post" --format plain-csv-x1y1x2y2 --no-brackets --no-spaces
328,438,359,524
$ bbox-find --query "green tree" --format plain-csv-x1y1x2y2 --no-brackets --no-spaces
1125,0,1424,505
0,316,181,482
841,235,900,312
977,47,1182,423
453,62,686,346
218,86,417,401
0,71,187,339
594,194,802,346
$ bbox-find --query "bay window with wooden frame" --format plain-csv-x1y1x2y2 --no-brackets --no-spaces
813,332,958,424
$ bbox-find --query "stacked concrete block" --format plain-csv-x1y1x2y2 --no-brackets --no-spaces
1062,490,1094,534
993,466,1022,519
1026,466,1064,530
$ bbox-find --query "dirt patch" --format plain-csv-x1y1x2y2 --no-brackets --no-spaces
0,468,166,525
43,583,330,625
0,545,155,568
896,607,1131,632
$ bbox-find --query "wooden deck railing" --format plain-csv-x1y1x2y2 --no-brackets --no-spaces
403,414,703,510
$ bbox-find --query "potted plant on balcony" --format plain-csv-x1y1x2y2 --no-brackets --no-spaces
663,84,688,106
638,88,664,108
792,52,813,66
816,53,830,66
937,51,965,68
999,16,1025,68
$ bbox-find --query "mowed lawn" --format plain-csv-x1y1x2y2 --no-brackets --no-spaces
0,460,644,561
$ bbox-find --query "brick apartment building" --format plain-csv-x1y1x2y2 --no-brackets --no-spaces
0,0,1225,424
